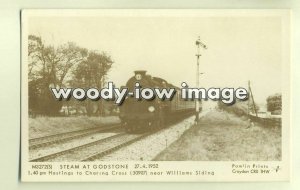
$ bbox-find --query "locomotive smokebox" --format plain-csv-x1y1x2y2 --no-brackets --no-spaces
134,70,147,80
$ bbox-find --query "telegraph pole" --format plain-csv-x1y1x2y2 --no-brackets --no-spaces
248,81,258,117
195,36,207,123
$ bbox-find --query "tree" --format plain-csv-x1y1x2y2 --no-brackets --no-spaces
267,93,282,114
70,51,113,116
28,35,87,115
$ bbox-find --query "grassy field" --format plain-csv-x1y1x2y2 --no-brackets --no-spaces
154,110,281,161
28,116,120,139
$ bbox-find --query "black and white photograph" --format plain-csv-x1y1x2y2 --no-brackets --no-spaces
21,9,290,182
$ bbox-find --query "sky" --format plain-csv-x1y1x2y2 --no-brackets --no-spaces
28,14,283,104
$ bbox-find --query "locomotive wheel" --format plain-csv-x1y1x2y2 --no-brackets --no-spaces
124,123,134,133
161,110,167,128
154,115,165,129
125,127,132,133
159,116,165,128
152,120,160,130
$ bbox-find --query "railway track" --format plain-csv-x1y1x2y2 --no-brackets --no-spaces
30,133,126,162
81,132,153,161
30,132,147,162
29,123,121,150
30,127,162,162
81,114,198,161
30,114,197,162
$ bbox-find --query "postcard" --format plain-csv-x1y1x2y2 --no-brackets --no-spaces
21,9,290,182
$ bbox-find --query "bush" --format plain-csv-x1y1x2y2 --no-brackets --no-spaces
267,93,282,113
218,99,260,117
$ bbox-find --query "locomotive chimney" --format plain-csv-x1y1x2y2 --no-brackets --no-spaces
134,70,147,76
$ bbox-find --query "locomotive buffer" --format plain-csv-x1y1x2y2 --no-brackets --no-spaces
195,36,207,123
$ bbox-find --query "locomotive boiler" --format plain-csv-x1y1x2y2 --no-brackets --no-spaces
119,70,201,133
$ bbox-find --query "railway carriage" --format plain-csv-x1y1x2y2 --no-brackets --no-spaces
120,70,201,133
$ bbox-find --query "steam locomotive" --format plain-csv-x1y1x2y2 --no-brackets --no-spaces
119,70,201,133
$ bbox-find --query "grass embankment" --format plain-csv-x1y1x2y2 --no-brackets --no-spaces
154,110,281,161
29,116,120,139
